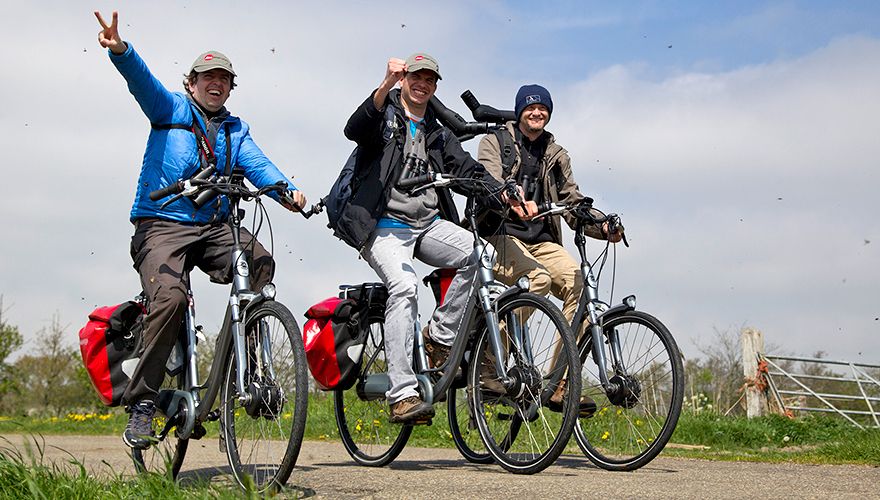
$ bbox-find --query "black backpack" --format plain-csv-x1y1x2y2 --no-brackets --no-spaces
493,127,516,178
324,106,399,233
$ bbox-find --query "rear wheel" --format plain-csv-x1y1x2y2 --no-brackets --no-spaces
447,384,492,464
220,301,308,492
470,292,580,474
334,319,412,466
575,310,684,471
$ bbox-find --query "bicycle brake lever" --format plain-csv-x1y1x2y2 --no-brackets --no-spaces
159,192,186,210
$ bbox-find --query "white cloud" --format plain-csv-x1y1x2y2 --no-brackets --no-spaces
1,4,878,365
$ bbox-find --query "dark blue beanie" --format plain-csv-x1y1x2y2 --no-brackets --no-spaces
515,84,553,121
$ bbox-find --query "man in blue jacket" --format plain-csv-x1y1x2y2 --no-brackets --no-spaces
95,11,306,449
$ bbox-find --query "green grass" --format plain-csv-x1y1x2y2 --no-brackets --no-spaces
664,412,880,464
2,395,878,466
0,434,257,499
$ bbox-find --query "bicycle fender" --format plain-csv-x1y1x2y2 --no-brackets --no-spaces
597,301,636,326
492,283,528,306
240,292,271,317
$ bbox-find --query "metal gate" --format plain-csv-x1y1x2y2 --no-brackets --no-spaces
762,355,880,429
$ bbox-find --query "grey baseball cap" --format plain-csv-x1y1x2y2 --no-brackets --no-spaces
405,53,441,80
189,50,237,76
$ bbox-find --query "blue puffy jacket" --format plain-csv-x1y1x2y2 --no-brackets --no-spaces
109,44,295,223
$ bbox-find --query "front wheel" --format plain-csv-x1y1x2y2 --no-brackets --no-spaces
220,301,309,492
334,319,412,466
575,310,684,471
470,292,580,474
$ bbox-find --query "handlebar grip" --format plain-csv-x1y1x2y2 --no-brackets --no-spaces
398,173,434,189
149,181,184,201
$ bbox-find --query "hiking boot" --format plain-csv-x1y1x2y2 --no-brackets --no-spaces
423,327,451,369
547,379,597,418
479,351,507,395
123,400,156,449
389,396,435,424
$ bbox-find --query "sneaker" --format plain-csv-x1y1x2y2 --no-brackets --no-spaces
123,400,156,449
389,396,435,424
547,379,597,418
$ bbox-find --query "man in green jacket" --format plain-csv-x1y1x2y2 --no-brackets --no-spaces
477,84,621,414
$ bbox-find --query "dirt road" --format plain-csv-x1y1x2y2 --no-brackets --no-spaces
2,434,876,498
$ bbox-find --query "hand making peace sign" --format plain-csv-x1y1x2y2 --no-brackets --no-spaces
94,10,126,55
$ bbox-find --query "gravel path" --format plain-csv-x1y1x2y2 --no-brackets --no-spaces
2,434,877,498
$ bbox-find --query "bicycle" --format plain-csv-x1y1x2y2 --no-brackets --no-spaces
134,169,310,491
532,199,684,471
325,173,582,475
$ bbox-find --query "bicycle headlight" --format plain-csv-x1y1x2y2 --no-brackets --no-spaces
623,294,636,309
261,283,277,300
516,275,530,292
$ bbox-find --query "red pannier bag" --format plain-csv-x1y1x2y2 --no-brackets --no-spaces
78,301,145,406
302,297,364,391
302,283,388,391
423,268,457,307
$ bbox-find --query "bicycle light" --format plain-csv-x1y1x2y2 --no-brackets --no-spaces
623,294,636,309
261,283,277,300
516,275,531,291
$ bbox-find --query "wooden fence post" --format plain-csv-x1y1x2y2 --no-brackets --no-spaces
741,328,768,418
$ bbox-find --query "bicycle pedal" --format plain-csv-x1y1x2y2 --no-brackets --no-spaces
411,418,433,426
190,423,207,440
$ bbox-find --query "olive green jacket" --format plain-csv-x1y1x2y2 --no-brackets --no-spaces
477,121,604,242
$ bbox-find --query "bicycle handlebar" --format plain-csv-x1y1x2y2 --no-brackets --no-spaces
149,181,185,201
533,200,629,247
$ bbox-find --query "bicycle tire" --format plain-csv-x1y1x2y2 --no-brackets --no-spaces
220,300,309,492
130,369,189,478
469,292,580,474
334,318,412,467
447,384,493,464
574,310,684,471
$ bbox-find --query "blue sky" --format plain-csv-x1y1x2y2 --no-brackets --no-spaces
0,1,878,364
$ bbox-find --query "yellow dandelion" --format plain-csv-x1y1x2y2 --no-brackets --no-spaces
601,431,610,440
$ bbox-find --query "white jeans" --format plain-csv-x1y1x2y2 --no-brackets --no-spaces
361,219,494,404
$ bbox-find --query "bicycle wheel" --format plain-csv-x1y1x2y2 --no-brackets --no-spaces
130,369,189,478
470,292,580,474
575,310,684,471
334,318,412,466
447,384,492,464
220,300,309,492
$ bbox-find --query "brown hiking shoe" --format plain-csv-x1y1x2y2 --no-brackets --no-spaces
389,396,435,424
423,327,451,369
479,349,507,395
548,379,597,418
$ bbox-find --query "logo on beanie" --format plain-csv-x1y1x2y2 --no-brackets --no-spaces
526,95,542,104
204,54,214,61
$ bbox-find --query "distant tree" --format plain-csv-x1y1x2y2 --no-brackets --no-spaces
0,296,25,413
11,313,100,416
